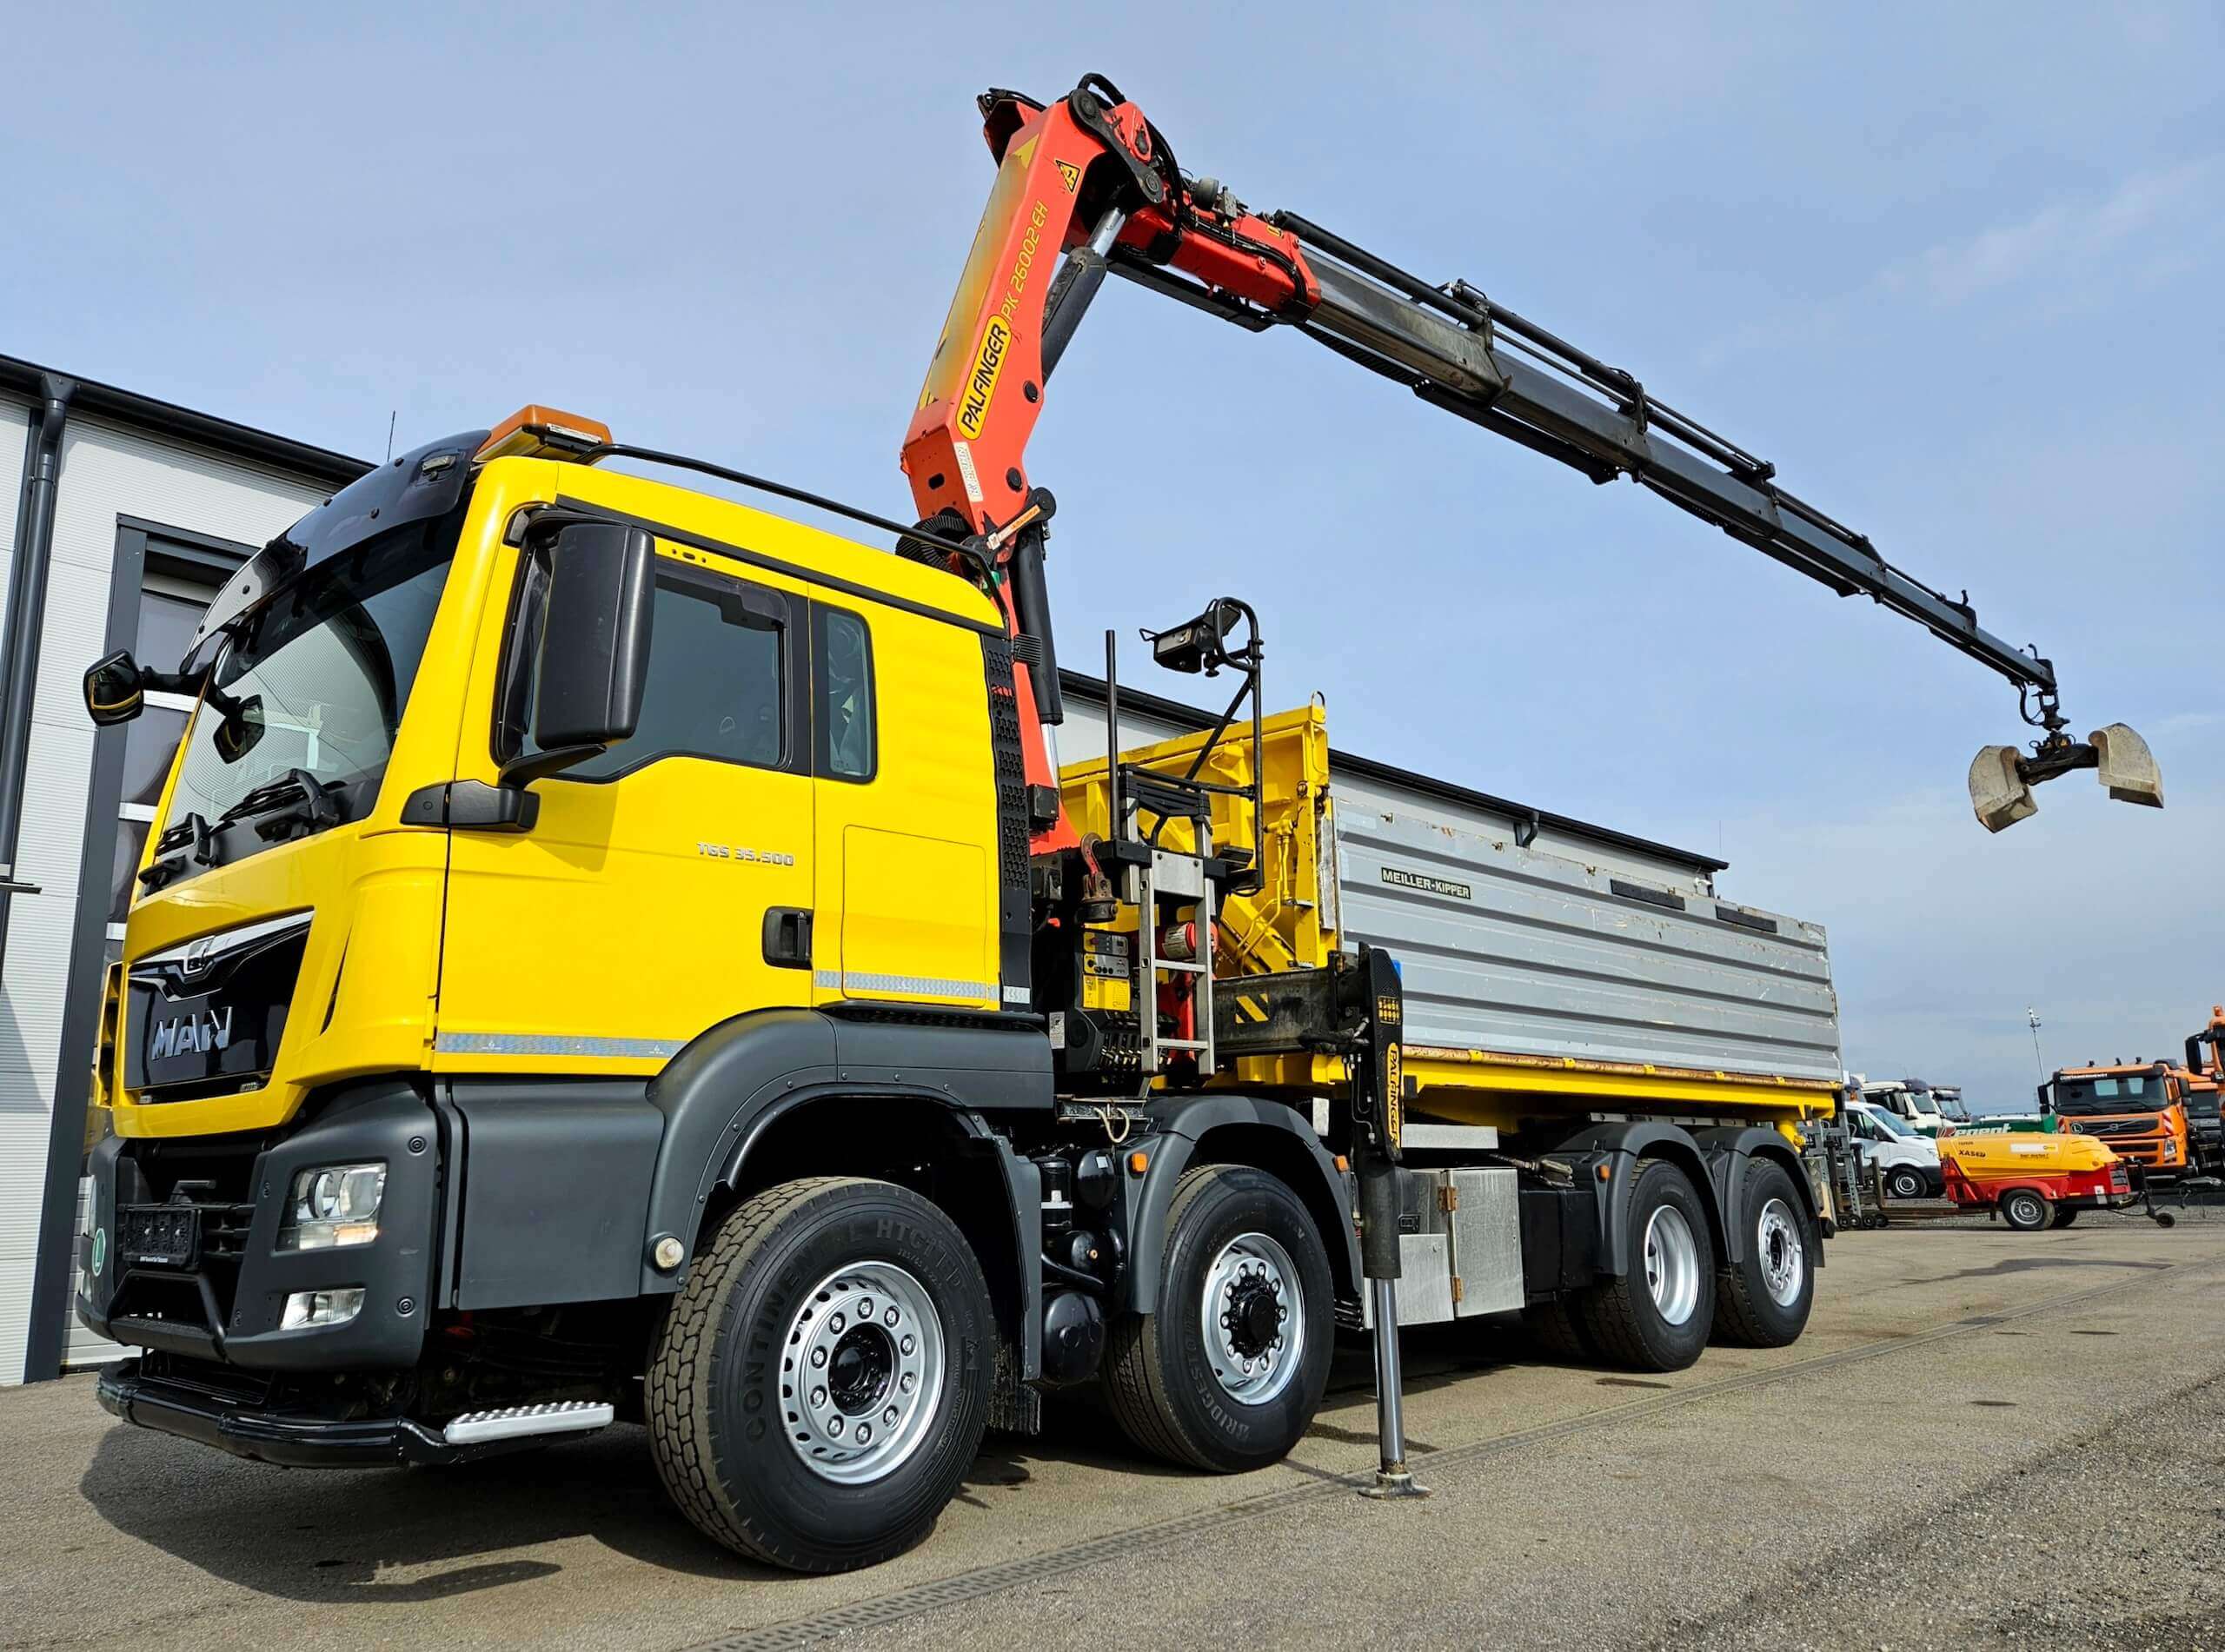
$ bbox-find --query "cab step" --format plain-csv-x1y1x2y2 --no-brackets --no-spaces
442,1400,615,1445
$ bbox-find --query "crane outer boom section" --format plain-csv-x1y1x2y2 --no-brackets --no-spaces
904,77,2070,854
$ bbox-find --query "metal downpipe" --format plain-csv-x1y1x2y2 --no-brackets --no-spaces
0,372,75,979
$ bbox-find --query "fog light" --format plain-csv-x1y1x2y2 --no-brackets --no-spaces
277,1163,386,1251
280,1287,364,1330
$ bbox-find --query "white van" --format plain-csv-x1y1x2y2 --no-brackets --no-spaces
1845,1100,1944,1199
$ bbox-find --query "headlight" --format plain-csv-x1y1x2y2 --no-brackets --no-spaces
276,1163,387,1251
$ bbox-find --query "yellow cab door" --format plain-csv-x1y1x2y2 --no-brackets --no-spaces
807,595,1004,1014
436,539,815,1064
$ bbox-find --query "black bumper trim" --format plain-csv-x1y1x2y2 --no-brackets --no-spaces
95,1358,523,1470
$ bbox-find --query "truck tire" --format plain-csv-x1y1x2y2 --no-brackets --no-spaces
1885,1165,1929,1202
1523,1296,1596,1361
645,1177,992,1572
1576,1158,1716,1372
2049,1204,2081,1230
2000,1188,2053,1232
1102,1164,1334,1473
1711,1158,1816,1348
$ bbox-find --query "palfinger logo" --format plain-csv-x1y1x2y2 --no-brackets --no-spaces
958,314,1013,440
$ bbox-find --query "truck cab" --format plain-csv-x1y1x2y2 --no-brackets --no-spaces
2039,1062,2193,1178
1859,1079,1969,1138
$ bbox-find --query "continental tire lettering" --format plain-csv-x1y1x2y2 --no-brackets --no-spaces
957,314,1013,440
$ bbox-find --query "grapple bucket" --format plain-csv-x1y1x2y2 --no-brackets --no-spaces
2090,723,2163,809
1969,745,2036,833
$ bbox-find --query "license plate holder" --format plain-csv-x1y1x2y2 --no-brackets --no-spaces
120,1204,202,1269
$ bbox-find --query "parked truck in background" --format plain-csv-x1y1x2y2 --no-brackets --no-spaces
1860,1078,1971,1138
2041,1062,2194,1179
65,74,2151,1572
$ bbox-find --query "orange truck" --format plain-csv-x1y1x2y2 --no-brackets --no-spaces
2040,1059,2195,1179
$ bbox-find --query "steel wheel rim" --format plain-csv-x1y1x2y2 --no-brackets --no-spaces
1756,1197,1804,1307
1642,1204,1702,1326
1200,1231,1304,1403
780,1261,944,1485
2009,1194,2042,1228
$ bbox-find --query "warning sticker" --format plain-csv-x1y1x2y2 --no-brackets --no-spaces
1056,159,1081,193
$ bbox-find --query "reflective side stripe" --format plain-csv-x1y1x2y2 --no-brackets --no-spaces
809,969,996,1001
434,1032,683,1059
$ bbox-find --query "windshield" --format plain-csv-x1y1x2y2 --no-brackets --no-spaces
159,514,457,859
2049,1073,2174,1117
1859,1107,1916,1140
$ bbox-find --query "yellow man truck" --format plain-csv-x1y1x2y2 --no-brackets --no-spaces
70,75,2155,1572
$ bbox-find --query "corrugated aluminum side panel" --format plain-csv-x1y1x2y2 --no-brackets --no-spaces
1336,806,1840,1082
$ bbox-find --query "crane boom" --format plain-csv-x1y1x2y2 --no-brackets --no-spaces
900,75,2160,841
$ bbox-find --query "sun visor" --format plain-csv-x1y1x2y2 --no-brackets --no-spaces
181,430,488,673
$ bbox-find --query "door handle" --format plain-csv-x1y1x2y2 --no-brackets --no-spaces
762,906,814,968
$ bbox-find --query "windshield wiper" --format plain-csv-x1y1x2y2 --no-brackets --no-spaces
216,767,344,843
137,813,216,892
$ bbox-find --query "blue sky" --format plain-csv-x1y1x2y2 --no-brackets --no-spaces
9,3,2219,1105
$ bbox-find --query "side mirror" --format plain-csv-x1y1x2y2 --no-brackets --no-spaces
84,651,145,726
210,693,267,765
504,521,655,786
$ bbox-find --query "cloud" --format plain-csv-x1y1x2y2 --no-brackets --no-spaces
1880,156,2220,306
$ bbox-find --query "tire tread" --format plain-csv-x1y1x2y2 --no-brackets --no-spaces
1102,1165,1228,1471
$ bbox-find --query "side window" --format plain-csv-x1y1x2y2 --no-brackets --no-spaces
814,606,876,782
504,554,794,780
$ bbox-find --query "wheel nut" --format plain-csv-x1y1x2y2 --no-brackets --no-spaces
856,1423,872,1443
885,1307,900,1326
829,1312,846,1333
883,1405,899,1426
858,1299,873,1317
829,1416,845,1437
811,1386,827,1407
900,1372,916,1394
811,1347,827,1368
900,1334,915,1355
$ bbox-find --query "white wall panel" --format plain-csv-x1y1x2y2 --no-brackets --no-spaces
2,415,329,1384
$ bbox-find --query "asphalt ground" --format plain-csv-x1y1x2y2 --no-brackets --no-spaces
4,1204,2220,1651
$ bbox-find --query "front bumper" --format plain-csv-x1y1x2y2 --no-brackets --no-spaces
76,1081,442,1371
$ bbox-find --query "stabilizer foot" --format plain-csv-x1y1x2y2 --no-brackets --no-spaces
1359,1463,1432,1500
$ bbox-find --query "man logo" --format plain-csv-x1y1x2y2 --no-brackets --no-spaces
148,1007,232,1062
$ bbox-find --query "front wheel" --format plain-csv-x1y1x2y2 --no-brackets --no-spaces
2000,1187,2054,1232
646,1177,993,1572
1886,1165,1929,1202
1103,1164,1334,1472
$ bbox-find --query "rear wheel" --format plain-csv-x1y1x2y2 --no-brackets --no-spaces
1103,1164,1334,1472
1711,1160,1816,1348
2000,1188,2053,1232
646,1177,992,1572
2049,1204,2081,1230
1576,1159,1716,1371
